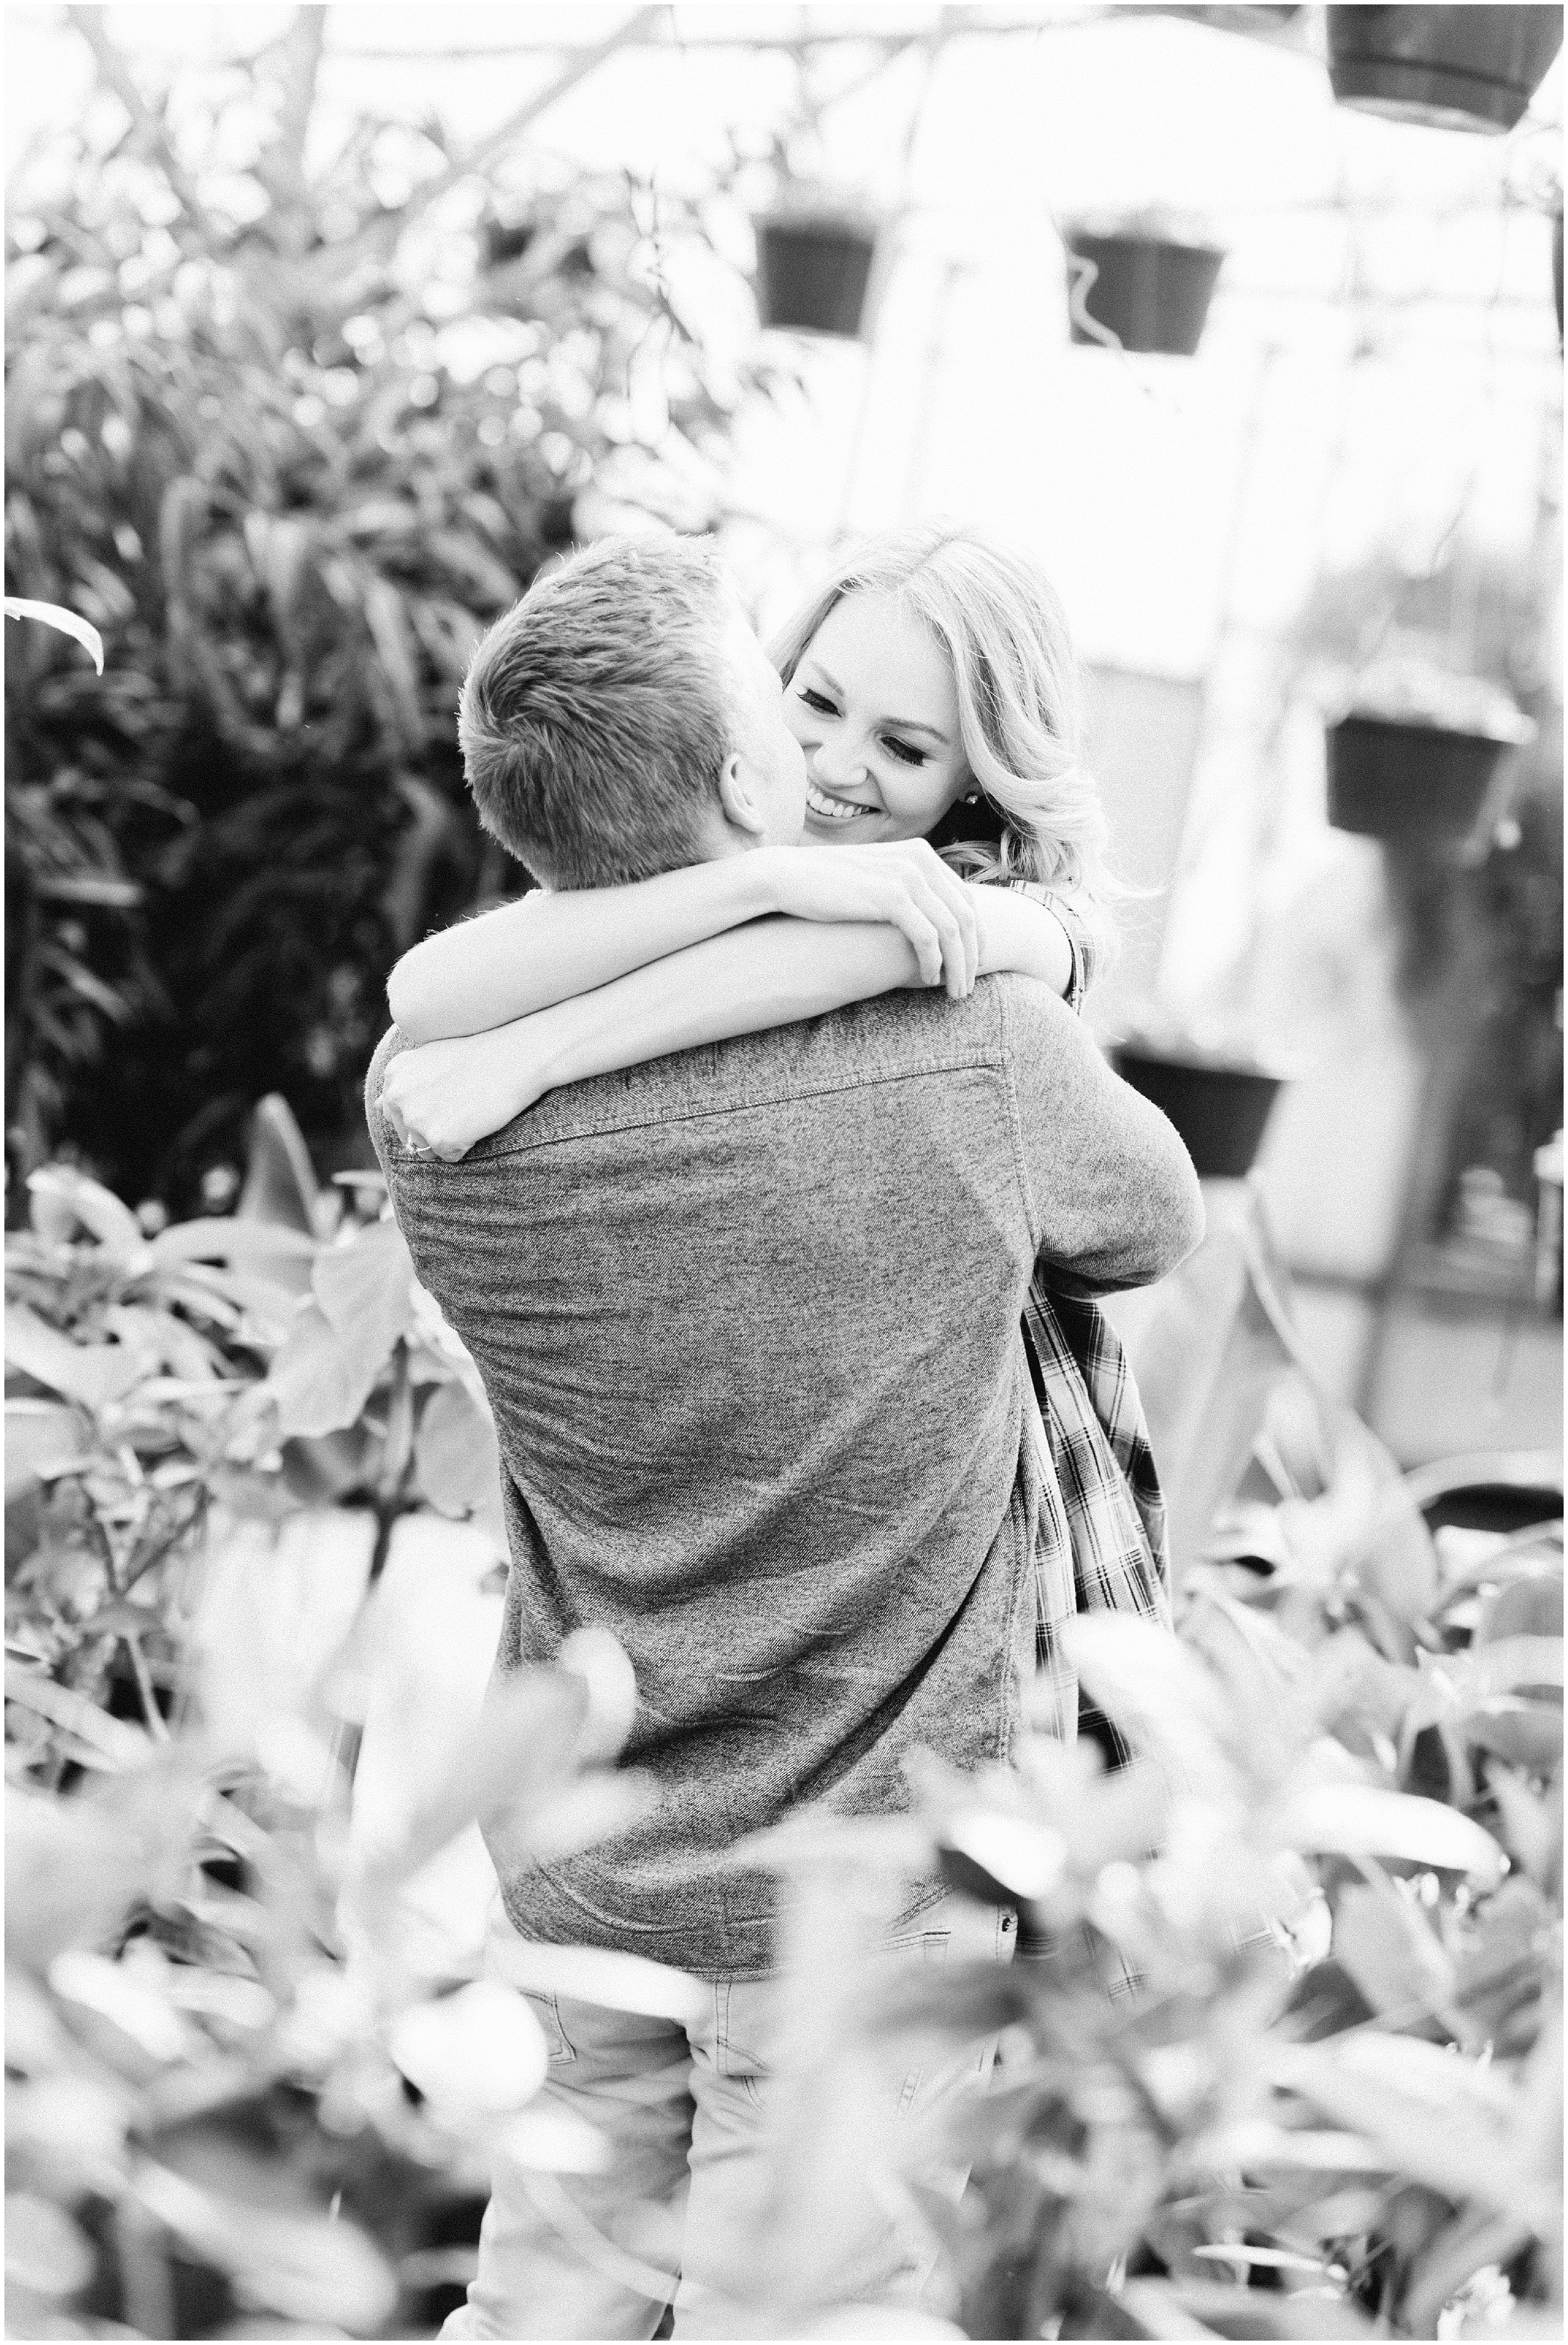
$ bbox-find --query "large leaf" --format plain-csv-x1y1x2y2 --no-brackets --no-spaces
347,1666,600,1921
1486,1766,1561,1891
1332,1881,1456,2019
1402,1639,1564,1751
1453,1874,1557,2039
4,595,104,672
6,1761,201,1971
1477,1571,1564,1645
312,1220,414,1376
1153,2284,1374,2341
238,1095,321,1240
4,1301,149,1409
1268,2034,1548,2221
280,1423,381,1505
4,1399,92,1497
1307,1625,1418,1743
1466,1701,1564,1773
388,1979,548,2112
556,1624,639,1763
1069,1614,1232,1795
360,573,424,748
413,1377,500,1516
132,2159,398,2332
189,1509,378,1749
26,1163,144,1252
149,1217,320,1269
3,2193,97,2297
5,1665,150,1768
49,1949,196,2066
1276,1782,1506,1885
938,1811,1068,1905
103,1300,225,1382
263,1302,386,1439
166,1261,303,1346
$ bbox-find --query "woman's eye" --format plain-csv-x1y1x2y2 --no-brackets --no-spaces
799,688,837,715
882,736,926,767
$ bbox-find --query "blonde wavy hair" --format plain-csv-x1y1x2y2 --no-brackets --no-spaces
769,524,1121,972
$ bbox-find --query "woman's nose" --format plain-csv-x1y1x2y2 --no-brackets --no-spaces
813,731,866,785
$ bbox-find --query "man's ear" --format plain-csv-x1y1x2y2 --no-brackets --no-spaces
715,753,767,842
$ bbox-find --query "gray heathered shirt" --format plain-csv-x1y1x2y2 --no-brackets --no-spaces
366,976,1201,1978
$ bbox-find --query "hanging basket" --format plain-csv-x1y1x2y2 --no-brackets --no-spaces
1111,1047,1284,1180
754,212,882,340
1326,6,1564,134
1325,715,1512,843
1063,231,1224,357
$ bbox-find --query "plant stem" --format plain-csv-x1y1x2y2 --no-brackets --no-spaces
112,2196,176,2343
122,1629,169,1740
122,1488,207,1595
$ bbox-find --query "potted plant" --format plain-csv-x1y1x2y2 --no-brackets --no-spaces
1327,6,1564,134
1111,1016,1288,1180
752,181,886,341
1061,209,1225,356
1324,661,1534,844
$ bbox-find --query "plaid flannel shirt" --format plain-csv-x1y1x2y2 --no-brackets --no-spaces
1006,893,1279,1992
1012,890,1173,1768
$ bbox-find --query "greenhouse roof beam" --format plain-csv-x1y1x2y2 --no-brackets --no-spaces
327,5,1305,65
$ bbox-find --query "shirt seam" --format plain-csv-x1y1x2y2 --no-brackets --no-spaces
388,1052,1010,1167
994,981,1041,1255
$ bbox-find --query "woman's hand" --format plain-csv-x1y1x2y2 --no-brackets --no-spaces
759,841,980,999
379,1023,553,1162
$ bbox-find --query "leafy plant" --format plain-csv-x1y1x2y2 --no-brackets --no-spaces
6,1610,653,2340
6,10,780,1206
743,1381,1562,2341
6,1098,506,1665
4,1105,682,2338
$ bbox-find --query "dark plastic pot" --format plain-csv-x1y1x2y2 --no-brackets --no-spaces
1111,1048,1283,1179
1326,715,1511,843
755,215,880,339
1327,6,1564,134
481,216,536,269
1064,233,1224,357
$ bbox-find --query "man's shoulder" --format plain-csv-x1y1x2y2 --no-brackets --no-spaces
795,979,1010,1078
544,982,1013,1138
365,985,1078,1177
985,969,1089,1056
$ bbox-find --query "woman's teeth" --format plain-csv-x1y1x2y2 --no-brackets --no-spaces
806,781,874,823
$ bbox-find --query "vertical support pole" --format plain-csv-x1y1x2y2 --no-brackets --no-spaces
901,257,966,519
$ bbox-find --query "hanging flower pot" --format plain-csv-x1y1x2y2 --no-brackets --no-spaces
1325,717,1515,842
1062,222,1224,357
1327,6,1564,134
753,206,883,340
1323,671,1534,843
1111,1044,1285,1180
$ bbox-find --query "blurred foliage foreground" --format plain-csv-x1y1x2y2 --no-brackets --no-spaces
5,9,784,1207
4,1107,1563,2341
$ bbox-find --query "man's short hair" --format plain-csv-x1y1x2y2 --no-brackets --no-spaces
457,533,738,889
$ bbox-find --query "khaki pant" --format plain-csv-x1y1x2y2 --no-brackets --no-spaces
441,1893,1015,2339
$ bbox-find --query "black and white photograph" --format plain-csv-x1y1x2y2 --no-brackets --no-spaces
4,5,1564,2339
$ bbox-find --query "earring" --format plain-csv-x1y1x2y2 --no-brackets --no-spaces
963,790,980,804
